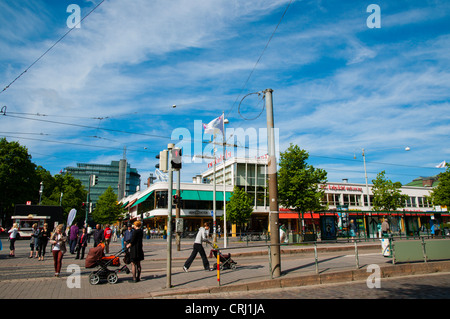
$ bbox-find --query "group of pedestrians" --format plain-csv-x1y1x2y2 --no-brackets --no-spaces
2,220,215,283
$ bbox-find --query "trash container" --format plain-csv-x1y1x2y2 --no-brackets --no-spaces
381,235,392,257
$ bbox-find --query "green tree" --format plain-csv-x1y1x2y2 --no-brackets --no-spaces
277,144,328,234
429,164,450,208
0,138,40,225
371,171,408,211
224,186,253,236
41,173,87,224
92,187,124,224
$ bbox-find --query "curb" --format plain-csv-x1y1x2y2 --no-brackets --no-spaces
149,260,450,298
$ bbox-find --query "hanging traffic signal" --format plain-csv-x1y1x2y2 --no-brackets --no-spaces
171,148,182,170
156,150,168,172
91,175,98,186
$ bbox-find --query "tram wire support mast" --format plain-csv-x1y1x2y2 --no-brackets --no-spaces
264,88,281,278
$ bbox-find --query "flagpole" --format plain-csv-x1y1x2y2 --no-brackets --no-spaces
222,111,227,248
213,133,217,243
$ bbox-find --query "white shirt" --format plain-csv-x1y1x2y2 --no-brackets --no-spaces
52,234,62,251
194,227,209,244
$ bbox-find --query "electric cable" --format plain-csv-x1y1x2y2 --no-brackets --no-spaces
0,0,106,95
225,0,294,119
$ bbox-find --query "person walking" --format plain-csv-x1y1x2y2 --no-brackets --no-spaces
123,223,134,247
87,225,93,243
93,224,104,247
37,223,51,261
8,223,19,257
126,221,144,283
381,218,390,236
349,219,357,242
183,222,213,272
50,224,67,277
104,224,112,254
69,223,79,254
29,223,39,258
121,224,127,249
75,227,88,259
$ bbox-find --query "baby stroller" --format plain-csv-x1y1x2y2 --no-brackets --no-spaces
85,243,130,285
209,243,237,271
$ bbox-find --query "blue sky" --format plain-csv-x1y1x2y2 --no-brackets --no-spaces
0,0,449,190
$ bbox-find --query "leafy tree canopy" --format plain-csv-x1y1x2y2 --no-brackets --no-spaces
429,164,450,208
224,186,253,232
277,144,328,213
371,170,408,211
92,186,124,224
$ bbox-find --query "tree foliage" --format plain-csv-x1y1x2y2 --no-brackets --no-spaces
0,138,88,226
0,138,40,223
92,186,124,224
224,186,253,233
277,144,328,213
429,164,450,207
41,173,87,223
371,171,408,211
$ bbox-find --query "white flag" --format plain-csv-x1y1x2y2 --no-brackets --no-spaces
67,208,77,226
436,161,446,168
203,115,223,135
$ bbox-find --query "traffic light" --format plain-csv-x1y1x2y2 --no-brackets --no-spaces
173,194,182,206
91,175,98,186
171,148,182,170
156,150,168,172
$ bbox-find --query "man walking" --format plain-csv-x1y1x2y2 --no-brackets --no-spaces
183,222,213,272
381,218,390,236
93,224,104,247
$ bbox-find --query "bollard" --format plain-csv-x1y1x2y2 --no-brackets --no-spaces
354,241,360,269
217,251,221,286
421,237,427,263
314,242,319,274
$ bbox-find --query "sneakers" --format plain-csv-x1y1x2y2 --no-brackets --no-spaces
205,268,214,271
183,266,189,273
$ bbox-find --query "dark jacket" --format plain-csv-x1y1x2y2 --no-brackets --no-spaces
93,228,104,245
38,228,51,243
78,232,88,247
129,228,144,262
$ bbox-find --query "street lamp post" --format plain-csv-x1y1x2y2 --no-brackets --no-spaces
355,146,411,211
39,181,44,205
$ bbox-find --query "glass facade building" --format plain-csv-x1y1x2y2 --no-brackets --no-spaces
64,160,141,205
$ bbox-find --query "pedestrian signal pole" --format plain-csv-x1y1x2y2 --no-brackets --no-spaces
166,143,174,289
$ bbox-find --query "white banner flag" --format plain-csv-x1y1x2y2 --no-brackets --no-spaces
436,161,446,168
67,208,77,226
203,115,224,136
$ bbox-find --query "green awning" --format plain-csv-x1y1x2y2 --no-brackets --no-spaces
131,191,154,208
121,201,129,208
171,189,232,201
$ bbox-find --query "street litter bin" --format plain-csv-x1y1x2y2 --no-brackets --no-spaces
381,234,392,257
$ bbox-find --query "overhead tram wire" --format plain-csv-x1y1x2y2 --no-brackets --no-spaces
1,110,243,149
1,134,150,154
225,0,294,119
0,0,107,96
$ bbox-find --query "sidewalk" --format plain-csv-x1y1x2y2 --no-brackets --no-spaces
0,238,449,299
